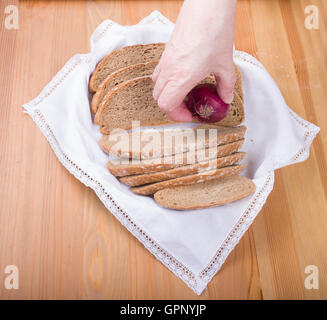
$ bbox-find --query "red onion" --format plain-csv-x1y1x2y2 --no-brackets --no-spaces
186,83,229,123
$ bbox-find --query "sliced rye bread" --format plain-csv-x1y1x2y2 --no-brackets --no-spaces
154,175,255,210
107,139,244,177
130,164,246,195
93,66,242,120
92,63,242,115
120,152,245,187
94,76,244,133
99,125,246,160
89,43,165,92
94,76,173,130
91,61,158,114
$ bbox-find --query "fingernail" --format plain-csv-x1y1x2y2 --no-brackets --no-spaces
225,93,234,104
157,96,174,113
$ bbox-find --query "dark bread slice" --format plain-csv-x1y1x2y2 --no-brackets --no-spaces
89,43,165,92
91,61,158,114
130,164,246,195
99,125,246,160
94,76,174,130
107,139,244,177
154,175,255,210
95,76,244,133
120,152,246,187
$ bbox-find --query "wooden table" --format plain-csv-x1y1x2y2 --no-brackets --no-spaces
0,0,326,300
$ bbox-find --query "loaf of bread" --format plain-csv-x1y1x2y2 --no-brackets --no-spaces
88,43,251,210
154,175,255,210
130,164,246,195
99,125,246,159
107,139,244,177
89,43,165,92
91,61,158,114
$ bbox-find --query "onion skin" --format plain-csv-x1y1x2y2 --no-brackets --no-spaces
186,83,229,123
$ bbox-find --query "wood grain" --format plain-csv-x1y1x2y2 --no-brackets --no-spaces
0,0,326,299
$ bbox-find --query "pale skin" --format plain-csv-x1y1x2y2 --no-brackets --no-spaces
152,0,237,121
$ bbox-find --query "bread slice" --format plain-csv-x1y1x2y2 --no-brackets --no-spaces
130,164,246,195
107,139,244,177
99,125,246,160
154,175,255,210
94,76,173,130
120,152,245,187
89,43,165,92
91,61,158,114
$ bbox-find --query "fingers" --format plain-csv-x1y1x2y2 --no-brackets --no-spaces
214,68,236,104
166,102,193,122
153,75,194,122
152,60,161,83
153,69,168,101
152,42,195,122
152,47,168,89
157,79,195,121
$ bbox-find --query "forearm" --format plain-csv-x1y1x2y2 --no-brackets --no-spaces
182,0,237,15
171,0,236,54
152,0,238,120
180,0,237,34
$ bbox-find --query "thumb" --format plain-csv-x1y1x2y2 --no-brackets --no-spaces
214,69,236,104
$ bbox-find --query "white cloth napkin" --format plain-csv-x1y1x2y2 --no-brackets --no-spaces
22,11,320,295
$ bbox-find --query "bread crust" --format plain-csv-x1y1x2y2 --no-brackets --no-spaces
234,66,243,101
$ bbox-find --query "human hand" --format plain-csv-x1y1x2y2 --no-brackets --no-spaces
152,0,237,121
